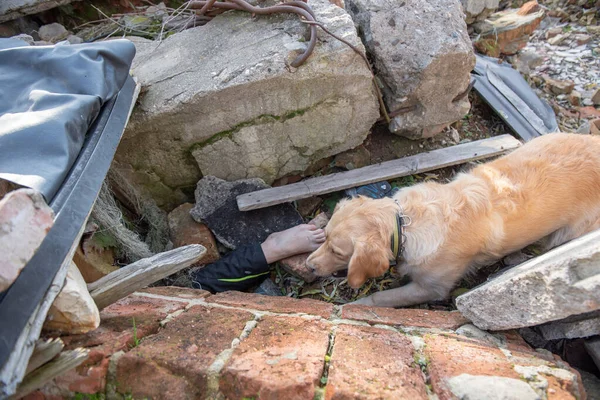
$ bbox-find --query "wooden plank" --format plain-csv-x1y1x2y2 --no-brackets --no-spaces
0,221,81,398
25,338,64,375
88,244,206,310
12,349,88,400
237,134,522,211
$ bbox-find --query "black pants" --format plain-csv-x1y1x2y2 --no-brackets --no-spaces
190,244,269,293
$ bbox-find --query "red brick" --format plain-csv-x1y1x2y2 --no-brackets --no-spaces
425,334,521,400
325,325,428,400
45,295,188,396
115,355,196,399
496,329,533,354
220,316,330,399
61,295,187,356
22,393,64,400
116,305,253,399
138,285,211,300
53,357,109,394
517,0,541,15
208,291,334,319
168,203,220,264
342,305,469,330
0,189,54,292
579,106,600,119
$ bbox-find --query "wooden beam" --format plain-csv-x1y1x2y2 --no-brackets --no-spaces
236,134,522,211
25,338,64,375
13,349,88,400
88,244,206,310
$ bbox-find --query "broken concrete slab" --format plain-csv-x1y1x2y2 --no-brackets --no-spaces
345,0,474,139
191,176,302,250
456,228,600,331
461,0,499,24
115,0,379,208
0,189,54,292
538,310,600,340
473,1,545,57
0,0,77,23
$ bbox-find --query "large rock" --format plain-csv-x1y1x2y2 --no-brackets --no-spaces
456,229,600,331
345,0,474,139
461,0,499,24
191,176,302,249
0,0,77,23
44,261,101,334
115,0,379,209
0,188,54,292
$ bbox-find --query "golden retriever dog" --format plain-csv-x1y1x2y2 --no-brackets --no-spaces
306,133,600,308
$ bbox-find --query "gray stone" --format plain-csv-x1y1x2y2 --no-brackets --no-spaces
0,0,76,23
502,250,532,267
538,310,600,340
9,33,33,45
512,50,545,76
345,0,474,139
38,22,68,43
592,88,600,106
447,374,540,400
66,34,83,44
190,176,302,249
115,0,379,208
455,324,505,347
461,0,499,24
578,369,600,400
456,229,600,331
585,337,600,372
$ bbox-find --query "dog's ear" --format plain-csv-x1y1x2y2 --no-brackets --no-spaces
347,239,390,289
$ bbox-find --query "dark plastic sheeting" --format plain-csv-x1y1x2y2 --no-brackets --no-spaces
472,54,559,142
0,38,136,201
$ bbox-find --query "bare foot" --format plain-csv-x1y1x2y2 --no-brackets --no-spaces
261,224,326,264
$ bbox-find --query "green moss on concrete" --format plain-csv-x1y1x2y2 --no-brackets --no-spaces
189,103,321,153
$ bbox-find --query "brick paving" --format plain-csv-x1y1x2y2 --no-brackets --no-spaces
28,289,587,400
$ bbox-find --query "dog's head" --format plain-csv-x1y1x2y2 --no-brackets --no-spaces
306,196,397,288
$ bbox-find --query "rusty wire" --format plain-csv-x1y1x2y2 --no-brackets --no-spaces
187,0,391,122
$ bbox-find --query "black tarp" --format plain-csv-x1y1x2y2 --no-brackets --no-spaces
0,38,135,201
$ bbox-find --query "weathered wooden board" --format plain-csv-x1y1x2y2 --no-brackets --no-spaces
88,244,206,310
237,134,522,211
13,349,88,399
25,338,64,375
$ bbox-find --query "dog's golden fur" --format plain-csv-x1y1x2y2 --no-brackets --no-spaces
306,133,600,308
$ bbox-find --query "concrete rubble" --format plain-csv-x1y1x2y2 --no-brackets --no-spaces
345,0,475,139
114,0,379,208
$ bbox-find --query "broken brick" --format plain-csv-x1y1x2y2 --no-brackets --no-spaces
208,291,334,319
325,324,428,399
220,316,330,399
341,305,469,330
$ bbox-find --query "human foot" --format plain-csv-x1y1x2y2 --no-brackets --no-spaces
261,224,326,264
